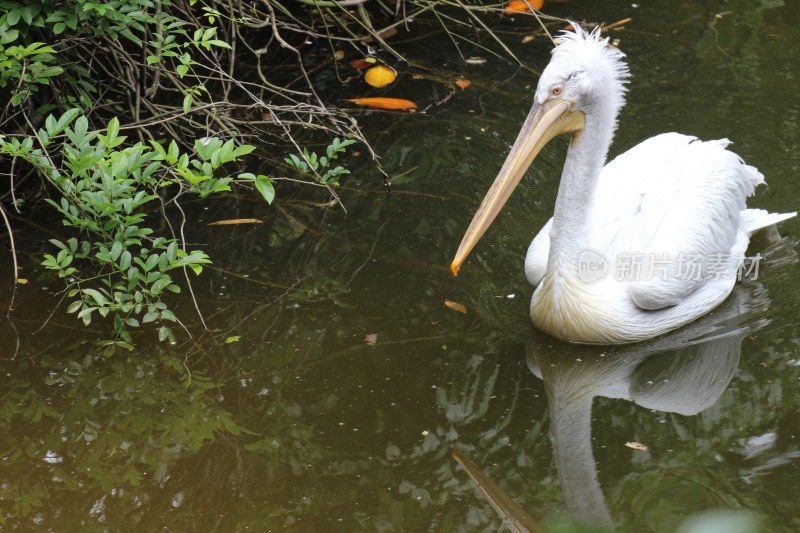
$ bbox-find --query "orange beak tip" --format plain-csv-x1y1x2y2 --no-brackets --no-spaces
450,260,460,277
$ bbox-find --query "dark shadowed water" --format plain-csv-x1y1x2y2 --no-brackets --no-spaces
2,1,800,531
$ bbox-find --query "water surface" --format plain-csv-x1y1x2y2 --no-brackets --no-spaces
2,1,800,531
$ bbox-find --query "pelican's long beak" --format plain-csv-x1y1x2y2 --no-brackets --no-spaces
450,98,585,276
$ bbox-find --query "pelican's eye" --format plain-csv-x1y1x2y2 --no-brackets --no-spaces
551,84,563,97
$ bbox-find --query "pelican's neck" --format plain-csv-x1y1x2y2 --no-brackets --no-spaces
546,382,613,527
548,113,615,270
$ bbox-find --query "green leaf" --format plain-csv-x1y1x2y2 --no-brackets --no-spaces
225,335,241,343
149,140,167,159
182,93,193,113
286,154,307,172
144,254,159,272
255,176,275,204
7,9,21,26
58,109,81,131
77,307,97,324
207,40,231,49
107,117,120,141
142,311,159,323
110,241,123,261
150,276,173,294
158,326,174,342
0,29,19,45
167,140,179,164
201,27,216,41
82,288,108,306
232,144,255,158
119,251,132,270
45,115,57,136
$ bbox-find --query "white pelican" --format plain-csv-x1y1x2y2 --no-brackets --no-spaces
450,25,795,344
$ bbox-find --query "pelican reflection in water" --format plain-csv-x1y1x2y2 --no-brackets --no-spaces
526,278,772,529
450,25,794,343
454,280,773,531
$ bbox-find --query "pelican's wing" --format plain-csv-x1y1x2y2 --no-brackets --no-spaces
591,133,764,310
525,218,553,286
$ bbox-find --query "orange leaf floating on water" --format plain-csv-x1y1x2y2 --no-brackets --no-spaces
455,79,471,90
504,0,543,14
347,97,417,110
504,0,527,13
444,300,468,314
625,441,649,451
364,65,397,88
208,218,263,226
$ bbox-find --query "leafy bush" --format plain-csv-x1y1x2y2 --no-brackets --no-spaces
285,137,356,186
0,13,62,106
0,0,368,343
0,110,275,343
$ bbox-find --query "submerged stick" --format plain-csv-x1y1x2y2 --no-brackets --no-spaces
452,448,543,533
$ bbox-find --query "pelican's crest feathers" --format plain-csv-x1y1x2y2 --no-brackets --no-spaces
548,24,630,111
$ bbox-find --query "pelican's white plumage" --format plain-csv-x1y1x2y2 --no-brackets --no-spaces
451,26,795,344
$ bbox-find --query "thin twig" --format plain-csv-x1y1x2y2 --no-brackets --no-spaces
0,202,19,316
453,0,523,66
173,193,210,332
528,4,556,44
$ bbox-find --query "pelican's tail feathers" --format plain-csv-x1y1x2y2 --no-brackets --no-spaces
740,208,796,236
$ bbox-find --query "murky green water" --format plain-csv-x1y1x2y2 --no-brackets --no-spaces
3,1,800,531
